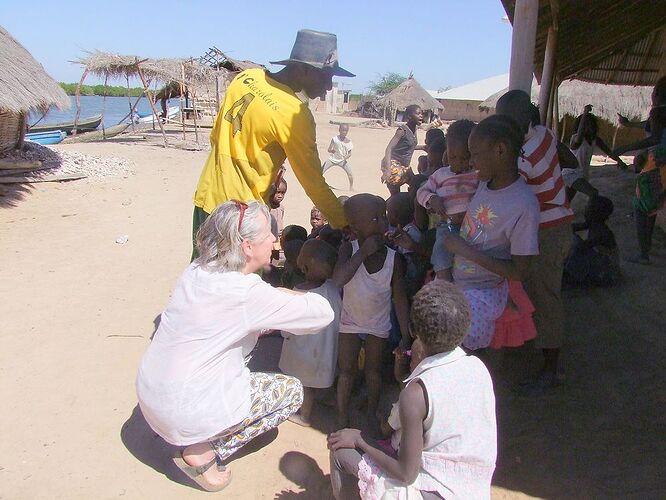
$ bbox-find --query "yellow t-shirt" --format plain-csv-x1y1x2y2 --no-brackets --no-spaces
193,68,346,228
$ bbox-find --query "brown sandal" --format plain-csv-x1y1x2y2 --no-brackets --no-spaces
173,452,232,492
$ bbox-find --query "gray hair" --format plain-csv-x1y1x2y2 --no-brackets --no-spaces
195,201,270,273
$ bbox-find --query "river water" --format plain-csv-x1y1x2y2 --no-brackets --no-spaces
27,95,180,129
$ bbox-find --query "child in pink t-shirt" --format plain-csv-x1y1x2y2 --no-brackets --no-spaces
417,120,479,281
444,115,540,350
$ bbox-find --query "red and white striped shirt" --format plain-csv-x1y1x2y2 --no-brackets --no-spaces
416,166,480,216
518,125,573,228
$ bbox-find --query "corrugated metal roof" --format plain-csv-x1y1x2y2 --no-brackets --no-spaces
501,0,666,86
428,73,510,101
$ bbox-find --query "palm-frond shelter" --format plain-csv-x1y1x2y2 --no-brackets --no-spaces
0,26,69,154
378,76,443,123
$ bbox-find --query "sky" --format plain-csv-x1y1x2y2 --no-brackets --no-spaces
3,0,512,94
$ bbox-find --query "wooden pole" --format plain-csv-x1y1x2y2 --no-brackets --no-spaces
136,65,168,148
192,91,199,144
508,0,539,93
539,26,558,125
180,63,187,141
117,95,143,125
550,81,559,137
126,75,135,133
101,73,108,140
73,68,89,137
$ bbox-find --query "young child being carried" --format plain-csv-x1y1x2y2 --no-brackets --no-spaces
444,115,540,350
322,123,354,190
417,120,479,281
328,280,497,500
279,239,342,426
332,194,411,437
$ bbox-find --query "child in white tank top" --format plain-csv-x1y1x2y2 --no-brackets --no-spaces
332,194,411,438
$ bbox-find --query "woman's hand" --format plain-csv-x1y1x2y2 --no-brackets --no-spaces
443,233,471,256
327,429,362,450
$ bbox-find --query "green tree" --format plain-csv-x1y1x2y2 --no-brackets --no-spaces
367,72,407,97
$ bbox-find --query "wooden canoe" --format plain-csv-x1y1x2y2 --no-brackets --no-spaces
28,114,102,135
62,123,130,144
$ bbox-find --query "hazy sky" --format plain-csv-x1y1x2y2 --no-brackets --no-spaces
3,0,511,93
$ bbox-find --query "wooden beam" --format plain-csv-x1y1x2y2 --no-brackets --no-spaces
136,64,169,148
73,68,89,137
539,25,558,124
509,0,539,92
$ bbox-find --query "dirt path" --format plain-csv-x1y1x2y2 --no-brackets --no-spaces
1,117,664,499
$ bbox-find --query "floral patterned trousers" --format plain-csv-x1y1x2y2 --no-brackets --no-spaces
210,372,303,461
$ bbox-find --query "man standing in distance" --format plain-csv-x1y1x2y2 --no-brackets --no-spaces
192,29,354,256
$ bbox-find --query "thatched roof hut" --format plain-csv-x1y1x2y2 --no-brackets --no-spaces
480,78,653,123
0,26,69,154
378,76,443,122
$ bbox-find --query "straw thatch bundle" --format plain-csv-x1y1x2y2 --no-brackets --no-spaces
480,79,653,122
75,51,216,86
0,26,69,154
378,76,443,113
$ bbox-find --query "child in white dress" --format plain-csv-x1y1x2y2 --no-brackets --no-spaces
279,239,342,426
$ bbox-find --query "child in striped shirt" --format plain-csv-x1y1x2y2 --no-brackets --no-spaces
417,120,479,280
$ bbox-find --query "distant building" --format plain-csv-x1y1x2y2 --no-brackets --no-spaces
309,82,351,114
428,73,509,122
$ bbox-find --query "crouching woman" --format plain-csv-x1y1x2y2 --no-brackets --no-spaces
136,201,334,491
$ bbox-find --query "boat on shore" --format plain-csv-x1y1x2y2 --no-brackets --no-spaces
138,106,179,123
28,114,102,135
25,130,66,145
62,123,130,144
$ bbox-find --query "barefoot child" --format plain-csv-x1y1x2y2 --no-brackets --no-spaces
322,123,355,190
417,120,479,281
328,281,497,499
269,178,288,261
444,115,540,350
279,239,342,426
382,105,424,195
332,194,411,436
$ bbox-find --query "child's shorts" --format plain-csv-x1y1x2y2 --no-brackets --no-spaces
462,281,509,350
431,221,461,272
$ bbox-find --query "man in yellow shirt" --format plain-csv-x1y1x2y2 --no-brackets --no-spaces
192,29,354,255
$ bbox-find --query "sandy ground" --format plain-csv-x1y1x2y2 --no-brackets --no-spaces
1,114,665,499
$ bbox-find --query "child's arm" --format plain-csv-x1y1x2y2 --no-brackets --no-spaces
327,138,336,154
383,128,404,167
327,380,427,485
331,236,384,288
415,173,438,208
444,234,533,281
391,254,412,351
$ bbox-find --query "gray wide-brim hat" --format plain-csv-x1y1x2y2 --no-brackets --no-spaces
270,29,355,77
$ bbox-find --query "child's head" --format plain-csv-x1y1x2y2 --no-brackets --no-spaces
317,224,344,249
495,89,533,134
310,207,328,231
410,280,471,354
283,239,305,266
344,193,387,239
405,104,423,125
386,192,414,228
297,239,338,282
469,115,524,182
338,123,350,139
281,224,307,249
446,119,475,173
424,128,445,148
269,179,288,208
337,195,350,206
427,137,447,173
585,195,614,224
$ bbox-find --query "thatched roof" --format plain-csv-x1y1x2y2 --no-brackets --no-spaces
500,0,666,86
480,79,653,122
379,76,443,112
0,26,69,113
75,51,216,86
200,47,264,72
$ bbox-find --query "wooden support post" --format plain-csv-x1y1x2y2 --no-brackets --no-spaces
192,92,199,144
180,64,187,141
508,0,539,93
101,73,108,140
550,82,559,137
136,65,168,148
126,75,135,133
73,68,89,137
539,26,558,124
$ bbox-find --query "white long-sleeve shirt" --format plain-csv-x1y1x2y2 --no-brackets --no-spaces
136,264,334,445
